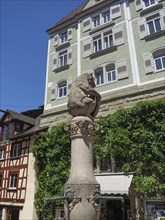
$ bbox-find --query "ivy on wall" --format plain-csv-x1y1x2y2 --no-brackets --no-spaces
32,122,71,220
33,99,165,220
94,99,165,195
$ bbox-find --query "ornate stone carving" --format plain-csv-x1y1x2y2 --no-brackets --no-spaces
64,186,81,211
87,185,101,209
67,73,101,120
64,117,100,136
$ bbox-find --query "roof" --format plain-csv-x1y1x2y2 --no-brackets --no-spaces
0,109,35,125
46,0,111,34
10,116,48,139
95,173,133,195
46,0,88,33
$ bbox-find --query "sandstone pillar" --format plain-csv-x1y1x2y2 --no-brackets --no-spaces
64,116,100,220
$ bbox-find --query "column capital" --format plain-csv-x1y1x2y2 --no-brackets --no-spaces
65,116,100,136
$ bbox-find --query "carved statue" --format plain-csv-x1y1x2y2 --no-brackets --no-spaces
68,73,101,120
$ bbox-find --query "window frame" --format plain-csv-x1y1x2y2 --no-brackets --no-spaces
143,0,157,8
147,17,161,34
8,173,18,190
106,64,117,83
103,31,114,49
92,15,101,28
93,35,102,53
95,67,104,86
153,52,165,71
59,50,68,68
0,173,3,189
58,81,67,98
93,61,128,87
60,32,68,44
102,10,110,24
11,144,21,159
0,147,5,160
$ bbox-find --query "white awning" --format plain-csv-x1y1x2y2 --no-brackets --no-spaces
95,173,133,195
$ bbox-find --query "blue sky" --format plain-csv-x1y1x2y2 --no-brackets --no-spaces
0,0,84,116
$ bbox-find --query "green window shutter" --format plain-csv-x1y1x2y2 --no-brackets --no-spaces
83,37,92,58
67,47,72,65
116,59,128,80
82,17,91,32
111,4,121,20
138,17,147,39
68,28,72,40
135,0,143,11
51,83,57,100
54,34,59,47
52,53,58,70
113,25,124,46
143,53,154,74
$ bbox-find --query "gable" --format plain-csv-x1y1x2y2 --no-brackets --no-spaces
82,0,106,11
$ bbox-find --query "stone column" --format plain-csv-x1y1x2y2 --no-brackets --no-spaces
64,116,100,220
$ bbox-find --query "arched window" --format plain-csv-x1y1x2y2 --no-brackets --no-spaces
153,49,165,71
58,81,67,98
94,67,104,86
143,48,165,74
106,64,116,82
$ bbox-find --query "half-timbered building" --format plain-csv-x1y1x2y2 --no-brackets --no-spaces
0,108,47,220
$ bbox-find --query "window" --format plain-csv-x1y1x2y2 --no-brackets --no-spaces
93,31,113,53
138,11,164,39
82,5,121,32
106,64,116,82
93,15,100,27
143,0,156,7
0,148,4,160
147,17,161,34
143,48,165,73
154,52,165,71
93,35,102,53
104,31,113,49
9,173,17,189
53,47,72,71
11,144,21,159
4,124,9,131
83,25,124,58
58,81,67,98
0,173,3,188
146,201,165,218
95,68,104,86
135,0,158,11
59,50,67,67
93,61,128,86
102,11,110,23
60,32,68,43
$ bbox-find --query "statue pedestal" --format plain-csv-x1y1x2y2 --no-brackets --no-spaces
64,116,100,220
